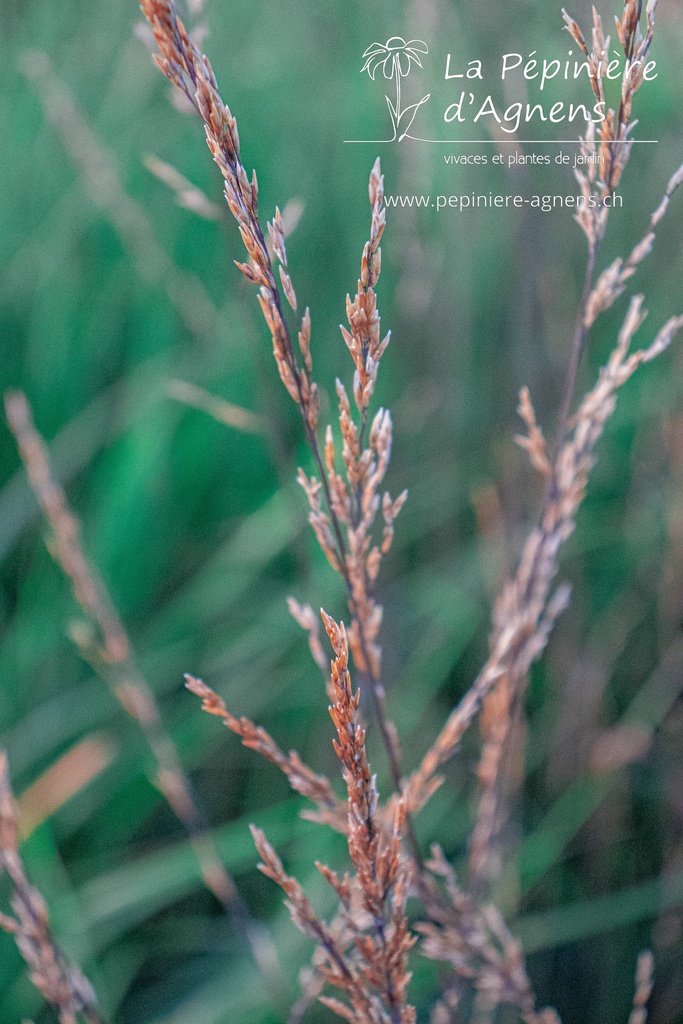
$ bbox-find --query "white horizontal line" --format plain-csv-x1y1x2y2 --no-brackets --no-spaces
344,139,659,144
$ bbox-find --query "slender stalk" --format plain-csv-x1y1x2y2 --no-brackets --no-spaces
264,191,408,807
395,59,402,122
140,0,409,846
4,391,287,1013
554,241,598,453
283,319,407,793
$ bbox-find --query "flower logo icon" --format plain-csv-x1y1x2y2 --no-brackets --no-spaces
361,37,428,79
361,37,430,141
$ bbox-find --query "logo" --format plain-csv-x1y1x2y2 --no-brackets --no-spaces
360,37,430,142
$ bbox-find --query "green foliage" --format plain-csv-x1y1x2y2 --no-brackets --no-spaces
2,0,683,1021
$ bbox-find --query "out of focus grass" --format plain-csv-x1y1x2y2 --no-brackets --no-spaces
2,0,683,1021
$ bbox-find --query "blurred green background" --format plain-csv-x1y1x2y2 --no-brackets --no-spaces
2,0,683,1021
